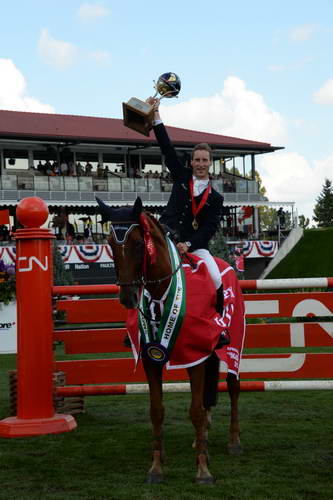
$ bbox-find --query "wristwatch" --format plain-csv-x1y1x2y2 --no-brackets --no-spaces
185,241,191,248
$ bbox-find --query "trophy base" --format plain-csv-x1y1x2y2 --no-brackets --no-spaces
123,98,155,136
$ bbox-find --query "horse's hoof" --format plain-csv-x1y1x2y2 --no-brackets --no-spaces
145,473,164,484
228,443,243,456
195,475,215,485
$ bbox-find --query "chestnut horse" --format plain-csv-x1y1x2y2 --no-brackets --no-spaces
97,197,242,484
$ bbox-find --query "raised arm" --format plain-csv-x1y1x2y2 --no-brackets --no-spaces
147,98,186,180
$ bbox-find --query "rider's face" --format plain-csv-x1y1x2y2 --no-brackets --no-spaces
191,150,211,180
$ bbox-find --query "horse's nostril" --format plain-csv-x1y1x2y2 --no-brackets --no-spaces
119,287,139,309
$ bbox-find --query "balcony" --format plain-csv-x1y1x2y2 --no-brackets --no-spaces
0,171,263,206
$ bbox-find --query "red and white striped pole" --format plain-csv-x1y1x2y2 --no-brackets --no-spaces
54,380,333,397
0,197,77,437
240,277,333,290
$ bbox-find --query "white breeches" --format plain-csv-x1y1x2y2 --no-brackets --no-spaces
191,248,222,290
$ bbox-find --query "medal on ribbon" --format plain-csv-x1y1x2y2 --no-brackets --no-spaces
189,179,211,231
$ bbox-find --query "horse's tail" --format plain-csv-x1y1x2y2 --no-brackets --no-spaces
203,351,220,410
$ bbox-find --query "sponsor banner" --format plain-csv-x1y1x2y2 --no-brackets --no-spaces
0,301,17,354
63,261,117,285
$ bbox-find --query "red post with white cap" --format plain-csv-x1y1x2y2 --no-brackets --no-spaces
0,197,76,437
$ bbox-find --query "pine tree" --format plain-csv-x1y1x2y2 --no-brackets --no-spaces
209,227,236,269
313,179,333,227
53,243,74,286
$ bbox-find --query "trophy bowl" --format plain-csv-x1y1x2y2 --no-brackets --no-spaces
155,72,181,99
123,72,181,136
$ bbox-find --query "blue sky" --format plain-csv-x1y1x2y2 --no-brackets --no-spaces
1,0,333,222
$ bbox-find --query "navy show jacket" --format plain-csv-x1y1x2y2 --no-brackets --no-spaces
154,122,224,251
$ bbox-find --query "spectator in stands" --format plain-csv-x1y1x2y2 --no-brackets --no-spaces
85,162,93,176
76,162,84,177
68,161,75,176
36,161,45,174
75,234,84,244
60,161,69,176
53,161,60,175
46,162,56,176
65,220,75,244
0,225,10,242
103,165,110,178
97,164,104,178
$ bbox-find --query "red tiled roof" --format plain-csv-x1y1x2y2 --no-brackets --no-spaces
0,109,280,151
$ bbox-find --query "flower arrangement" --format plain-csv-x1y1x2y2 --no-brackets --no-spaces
0,259,16,304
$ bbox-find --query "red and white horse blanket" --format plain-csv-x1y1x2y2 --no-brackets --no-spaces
126,255,245,375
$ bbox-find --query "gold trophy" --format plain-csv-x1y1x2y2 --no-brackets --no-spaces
123,72,181,136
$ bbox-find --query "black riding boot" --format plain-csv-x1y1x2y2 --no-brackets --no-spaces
216,284,224,315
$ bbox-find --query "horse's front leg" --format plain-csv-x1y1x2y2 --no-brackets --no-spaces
187,364,214,484
227,372,243,455
142,357,165,483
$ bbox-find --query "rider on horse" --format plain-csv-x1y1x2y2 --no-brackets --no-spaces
149,97,225,318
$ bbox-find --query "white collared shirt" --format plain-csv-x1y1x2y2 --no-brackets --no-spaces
192,176,209,197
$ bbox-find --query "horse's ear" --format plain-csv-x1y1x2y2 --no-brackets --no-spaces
95,197,114,221
133,197,143,219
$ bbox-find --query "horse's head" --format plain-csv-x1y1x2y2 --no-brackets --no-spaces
96,196,160,309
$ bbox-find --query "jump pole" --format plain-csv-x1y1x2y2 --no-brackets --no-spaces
0,197,76,437
241,277,333,290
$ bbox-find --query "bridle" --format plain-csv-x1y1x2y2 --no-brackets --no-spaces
115,257,184,287
109,218,184,288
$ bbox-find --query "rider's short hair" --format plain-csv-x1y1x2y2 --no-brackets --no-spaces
191,143,213,161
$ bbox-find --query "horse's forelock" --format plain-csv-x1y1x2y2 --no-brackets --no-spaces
143,212,167,241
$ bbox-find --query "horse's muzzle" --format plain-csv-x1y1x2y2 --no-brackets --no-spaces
119,285,140,309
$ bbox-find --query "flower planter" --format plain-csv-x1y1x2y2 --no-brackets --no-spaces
0,301,17,353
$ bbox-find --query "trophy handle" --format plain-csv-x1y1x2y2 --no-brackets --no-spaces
152,81,179,101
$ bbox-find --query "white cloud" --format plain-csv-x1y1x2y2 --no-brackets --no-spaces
78,3,109,22
313,78,333,105
38,28,78,70
38,29,111,70
160,76,286,145
289,24,316,42
258,151,330,221
0,58,54,113
88,50,111,65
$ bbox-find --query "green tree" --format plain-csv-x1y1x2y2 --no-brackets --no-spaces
313,179,333,227
255,171,276,234
255,170,267,198
209,228,237,270
53,243,74,286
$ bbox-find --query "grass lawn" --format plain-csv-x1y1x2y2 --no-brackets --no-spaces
0,353,333,499
266,227,333,279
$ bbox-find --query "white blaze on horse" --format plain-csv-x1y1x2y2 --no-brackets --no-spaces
97,196,245,484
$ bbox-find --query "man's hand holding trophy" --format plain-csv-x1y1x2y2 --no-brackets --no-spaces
122,72,181,136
